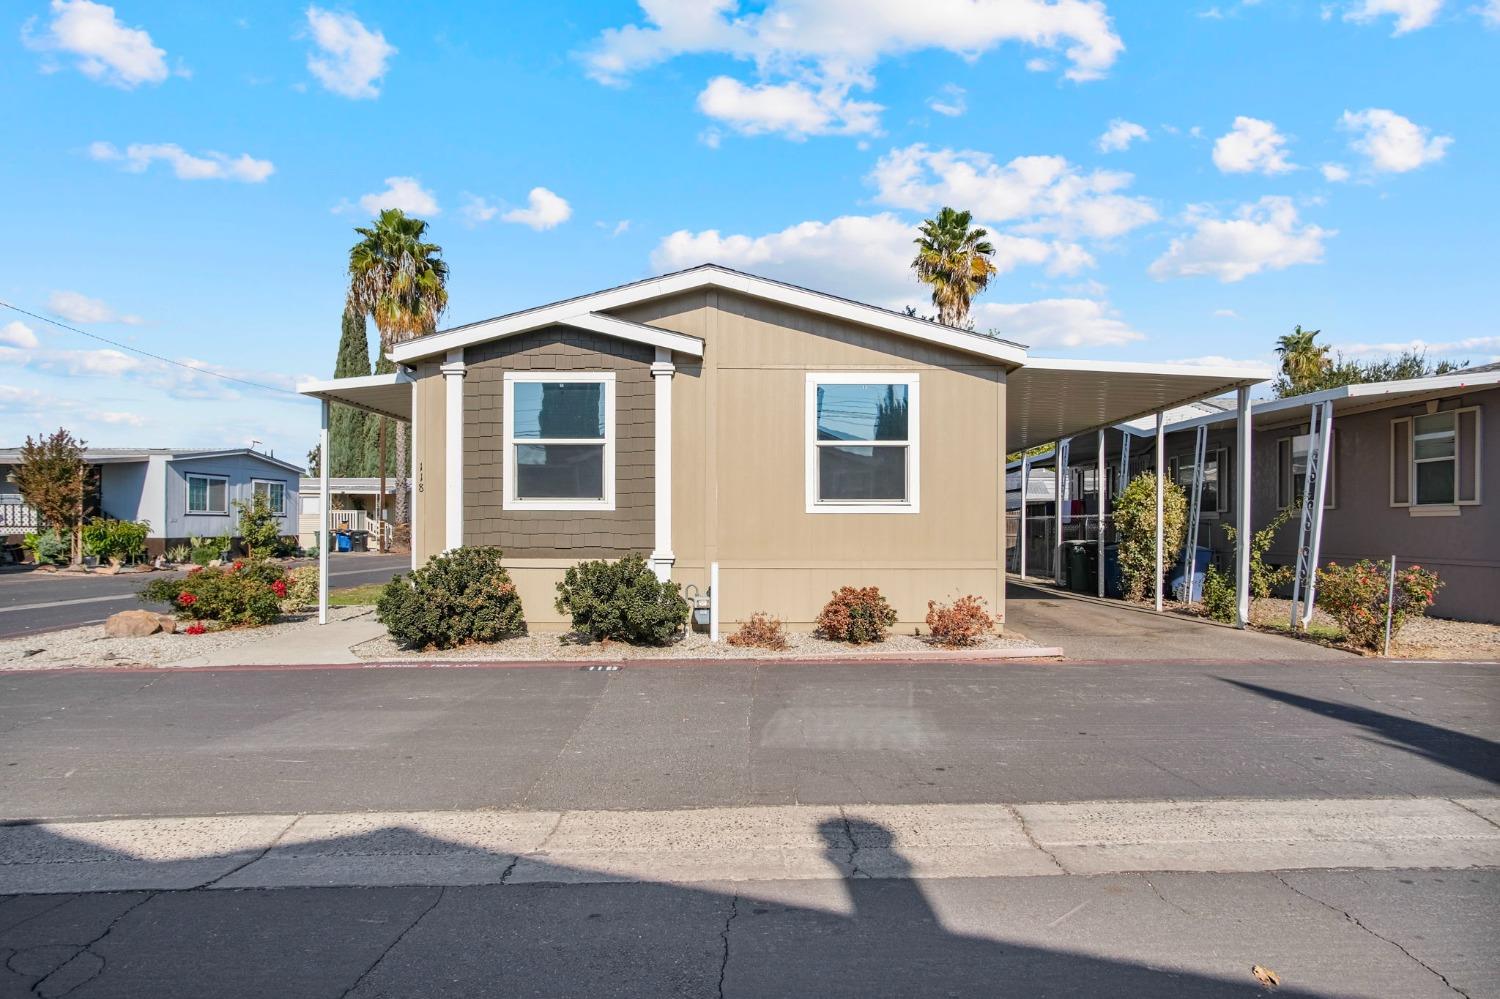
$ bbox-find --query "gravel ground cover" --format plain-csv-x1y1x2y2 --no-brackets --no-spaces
0,607,371,670
351,627,1042,662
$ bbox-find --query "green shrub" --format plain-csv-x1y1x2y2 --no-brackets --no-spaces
1223,508,1294,599
23,529,68,566
1201,563,1236,624
816,586,898,644
235,494,284,559
1113,472,1187,603
140,559,286,627
82,518,150,564
190,545,217,567
166,543,192,564
281,565,320,612
378,546,526,650
1316,560,1442,650
554,553,688,645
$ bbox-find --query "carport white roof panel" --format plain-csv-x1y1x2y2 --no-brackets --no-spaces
298,371,413,421
1007,358,1265,452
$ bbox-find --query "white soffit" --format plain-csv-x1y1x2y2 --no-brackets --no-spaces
297,371,414,422
1007,358,1265,452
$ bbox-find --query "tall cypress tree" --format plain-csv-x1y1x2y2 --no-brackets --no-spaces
330,307,371,476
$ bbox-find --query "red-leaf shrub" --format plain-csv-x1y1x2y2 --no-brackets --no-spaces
177,592,197,606
726,612,789,651
815,586,898,644
925,595,995,648
1316,560,1442,650
141,559,287,627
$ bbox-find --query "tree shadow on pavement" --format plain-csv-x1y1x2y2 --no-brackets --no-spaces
1224,679,1500,786
0,817,1330,998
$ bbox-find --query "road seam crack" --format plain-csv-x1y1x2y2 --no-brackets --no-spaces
1272,873,1472,998
31,891,156,998
716,893,739,999
196,814,302,889
1006,804,1067,873
1445,798,1500,831
338,886,446,999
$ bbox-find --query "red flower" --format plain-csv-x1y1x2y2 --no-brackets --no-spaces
270,579,287,597
232,560,244,572
185,622,206,635
178,592,197,606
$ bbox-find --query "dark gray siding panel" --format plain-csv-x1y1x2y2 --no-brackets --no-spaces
462,327,654,559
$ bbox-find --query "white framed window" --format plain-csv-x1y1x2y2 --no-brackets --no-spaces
252,479,287,515
1170,447,1228,516
1277,432,1336,510
805,372,920,514
502,371,615,511
1393,406,1481,511
186,473,228,515
1412,411,1457,506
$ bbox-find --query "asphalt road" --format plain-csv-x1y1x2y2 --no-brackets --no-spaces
2,869,1493,998
2,658,1494,820
0,553,411,638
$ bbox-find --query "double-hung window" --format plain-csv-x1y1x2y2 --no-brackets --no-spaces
1277,433,1336,510
503,372,615,510
1412,412,1457,505
1170,448,1226,515
1391,407,1481,510
252,479,286,515
806,373,919,513
186,473,227,515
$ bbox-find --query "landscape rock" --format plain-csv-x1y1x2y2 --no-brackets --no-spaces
104,610,177,638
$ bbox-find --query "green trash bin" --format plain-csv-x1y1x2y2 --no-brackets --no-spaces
1068,543,1090,593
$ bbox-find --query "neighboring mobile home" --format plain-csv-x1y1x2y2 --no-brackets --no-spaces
0,447,302,556
301,265,1261,631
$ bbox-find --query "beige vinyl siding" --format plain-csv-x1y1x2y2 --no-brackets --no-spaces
412,362,447,566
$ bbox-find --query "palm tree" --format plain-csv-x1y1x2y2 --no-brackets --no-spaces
911,207,999,327
347,209,449,542
1274,325,1329,397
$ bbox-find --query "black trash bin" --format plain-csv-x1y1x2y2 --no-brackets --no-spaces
348,530,369,552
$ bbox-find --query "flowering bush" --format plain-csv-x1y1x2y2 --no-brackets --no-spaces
140,558,287,627
1316,560,1443,650
816,586,898,644
726,612,789,651
279,565,320,613
381,546,527,650
925,595,995,647
184,622,207,635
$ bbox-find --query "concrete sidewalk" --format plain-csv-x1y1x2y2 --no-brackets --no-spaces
5,796,1497,894
167,609,387,667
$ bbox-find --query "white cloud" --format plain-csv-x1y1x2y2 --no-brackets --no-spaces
1343,0,1444,34
305,6,395,99
1149,197,1333,283
1168,354,1276,376
46,290,141,325
0,322,40,349
501,187,572,231
1212,116,1294,174
584,0,1122,138
1338,108,1452,173
1481,0,1500,27
597,219,632,237
1212,308,1239,318
459,193,499,225
973,298,1144,347
1334,335,1500,356
927,84,966,117
0,382,142,429
354,177,439,216
697,75,882,138
1097,118,1147,152
652,211,1090,312
88,141,274,182
869,143,1158,240
22,0,168,88
1320,162,1351,182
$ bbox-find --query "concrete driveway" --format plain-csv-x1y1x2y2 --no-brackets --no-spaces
1004,579,1352,661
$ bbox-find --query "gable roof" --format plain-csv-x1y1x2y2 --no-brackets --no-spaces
0,447,304,475
388,263,1030,367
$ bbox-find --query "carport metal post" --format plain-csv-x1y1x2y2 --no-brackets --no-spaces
318,399,330,626
1018,455,1030,579
1054,437,1070,587
1154,411,1165,612
1234,387,1252,628
1096,428,1106,598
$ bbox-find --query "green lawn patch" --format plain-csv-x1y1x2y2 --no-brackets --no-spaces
329,583,385,607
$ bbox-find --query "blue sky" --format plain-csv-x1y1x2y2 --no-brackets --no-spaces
3,0,1496,463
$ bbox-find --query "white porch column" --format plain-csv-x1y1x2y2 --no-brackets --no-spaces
650,348,675,580
1154,410,1165,613
1096,428,1106,599
409,378,420,571
441,349,466,553
318,400,330,626
1054,438,1070,587
1234,387,1253,628
1018,455,1031,579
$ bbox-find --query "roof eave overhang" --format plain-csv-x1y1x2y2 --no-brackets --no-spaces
298,370,415,422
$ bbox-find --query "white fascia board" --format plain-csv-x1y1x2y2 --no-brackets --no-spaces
1020,356,1270,383
169,450,307,475
296,371,414,396
389,267,1029,366
562,313,704,357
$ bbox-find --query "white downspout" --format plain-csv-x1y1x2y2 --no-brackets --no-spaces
1234,387,1253,628
318,399,330,626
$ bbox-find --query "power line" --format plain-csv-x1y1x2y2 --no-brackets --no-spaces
0,299,303,398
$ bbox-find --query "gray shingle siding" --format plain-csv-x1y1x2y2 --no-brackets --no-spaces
462,327,654,559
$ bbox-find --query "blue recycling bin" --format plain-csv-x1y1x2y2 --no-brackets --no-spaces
1170,547,1214,602
335,531,353,553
